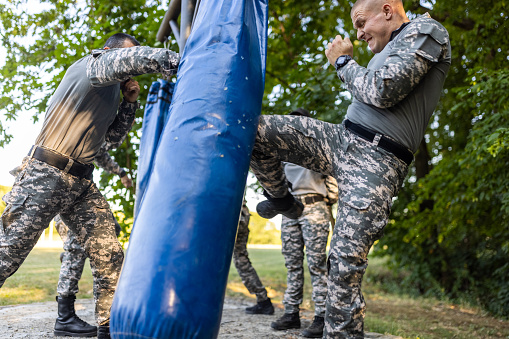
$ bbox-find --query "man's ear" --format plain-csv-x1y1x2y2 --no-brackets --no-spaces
383,4,393,19
104,46,110,50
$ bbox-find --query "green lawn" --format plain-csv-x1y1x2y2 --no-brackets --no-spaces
0,248,94,305
2,248,508,339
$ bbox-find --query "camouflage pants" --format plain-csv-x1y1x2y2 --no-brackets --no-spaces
54,215,87,298
0,158,124,325
55,215,121,298
250,115,408,338
232,204,269,302
281,197,330,316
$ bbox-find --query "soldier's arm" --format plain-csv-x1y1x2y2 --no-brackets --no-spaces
337,19,450,108
86,46,180,87
94,148,133,188
324,176,338,205
103,100,137,149
94,149,123,177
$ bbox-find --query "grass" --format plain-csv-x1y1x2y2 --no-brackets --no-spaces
2,248,509,338
0,248,94,305
227,249,509,339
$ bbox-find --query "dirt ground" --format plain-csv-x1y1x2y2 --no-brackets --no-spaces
0,297,401,339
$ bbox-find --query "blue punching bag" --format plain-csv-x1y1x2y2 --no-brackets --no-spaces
110,0,268,338
134,79,175,217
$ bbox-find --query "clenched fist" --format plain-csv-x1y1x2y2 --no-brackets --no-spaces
121,79,140,103
325,35,353,65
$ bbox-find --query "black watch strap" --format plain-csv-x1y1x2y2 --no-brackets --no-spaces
334,55,353,71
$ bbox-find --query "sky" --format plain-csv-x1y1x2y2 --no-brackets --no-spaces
0,113,44,186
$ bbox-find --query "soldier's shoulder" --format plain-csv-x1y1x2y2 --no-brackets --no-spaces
412,13,450,43
91,49,106,58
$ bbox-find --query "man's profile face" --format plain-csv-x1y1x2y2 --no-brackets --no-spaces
351,3,392,53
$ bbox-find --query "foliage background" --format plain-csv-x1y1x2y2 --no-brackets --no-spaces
0,0,508,317
246,213,281,245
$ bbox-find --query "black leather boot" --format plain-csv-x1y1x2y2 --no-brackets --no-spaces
245,298,275,315
256,191,304,219
54,295,97,337
97,324,111,339
271,312,300,330
301,315,325,338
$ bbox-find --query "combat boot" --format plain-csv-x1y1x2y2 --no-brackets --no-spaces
245,298,275,315
97,324,110,339
256,191,303,219
301,315,324,338
271,312,300,330
54,295,97,337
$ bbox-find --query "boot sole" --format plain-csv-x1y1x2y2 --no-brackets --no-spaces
245,310,275,315
301,330,324,338
270,323,301,330
54,330,97,337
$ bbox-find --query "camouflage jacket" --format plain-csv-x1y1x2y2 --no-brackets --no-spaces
337,13,450,108
324,176,339,205
87,46,180,87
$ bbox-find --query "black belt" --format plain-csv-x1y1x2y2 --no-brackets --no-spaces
28,146,94,180
344,120,414,165
297,194,324,205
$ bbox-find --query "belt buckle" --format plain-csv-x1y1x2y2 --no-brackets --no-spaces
28,145,37,159
63,158,74,173
373,133,382,146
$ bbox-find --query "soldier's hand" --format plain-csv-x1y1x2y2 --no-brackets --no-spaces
121,79,140,103
120,175,133,188
325,35,353,65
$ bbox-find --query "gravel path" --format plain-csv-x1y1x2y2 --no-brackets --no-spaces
0,298,401,338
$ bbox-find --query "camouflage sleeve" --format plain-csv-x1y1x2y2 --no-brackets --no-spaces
103,100,137,150
239,202,251,227
324,176,338,205
87,46,180,87
94,148,123,176
337,16,450,108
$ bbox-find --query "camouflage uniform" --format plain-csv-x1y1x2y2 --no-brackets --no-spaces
250,14,450,338
54,214,87,297
57,149,125,298
280,169,338,317
0,46,179,325
232,203,269,302
1,159,124,324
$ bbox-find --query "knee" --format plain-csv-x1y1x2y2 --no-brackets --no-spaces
327,252,367,286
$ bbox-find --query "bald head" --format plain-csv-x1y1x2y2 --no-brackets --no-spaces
350,0,408,53
351,0,405,17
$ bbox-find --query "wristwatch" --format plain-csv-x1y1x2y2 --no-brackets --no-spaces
334,55,352,71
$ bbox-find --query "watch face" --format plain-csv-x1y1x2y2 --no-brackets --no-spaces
336,55,350,68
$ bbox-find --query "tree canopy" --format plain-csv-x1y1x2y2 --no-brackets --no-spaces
1,0,508,316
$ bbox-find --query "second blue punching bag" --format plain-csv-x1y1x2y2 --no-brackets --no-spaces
110,0,268,338
134,79,175,217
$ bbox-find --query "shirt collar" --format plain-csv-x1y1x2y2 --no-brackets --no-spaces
389,22,410,41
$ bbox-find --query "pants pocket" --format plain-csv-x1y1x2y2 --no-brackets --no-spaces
1,192,29,232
